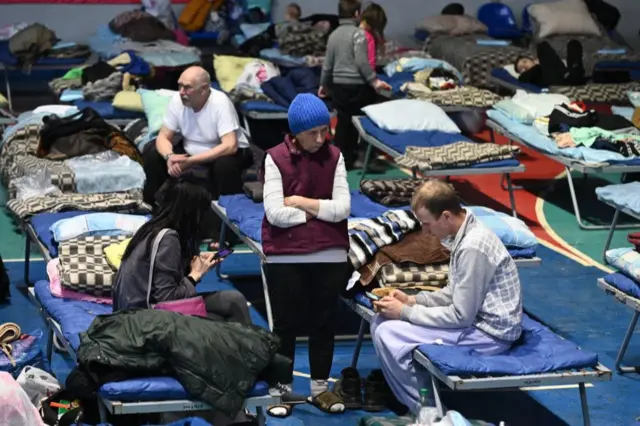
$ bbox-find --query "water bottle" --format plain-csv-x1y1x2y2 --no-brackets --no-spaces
416,388,439,425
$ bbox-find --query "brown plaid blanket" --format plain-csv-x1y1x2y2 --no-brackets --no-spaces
378,262,449,288
404,84,504,107
360,179,427,206
6,190,151,220
395,143,519,171
59,235,129,297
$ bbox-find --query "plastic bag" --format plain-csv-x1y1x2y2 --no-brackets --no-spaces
12,169,62,201
0,372,45,426
0,329,45,378
16,366,60,407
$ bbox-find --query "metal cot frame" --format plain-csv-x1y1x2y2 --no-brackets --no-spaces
486,119,640,230
211,200,543,331
353,116,524,218
597,194,640,260
597,277,640,374
345,298,611,426
27,287,279,425
211,200,275,331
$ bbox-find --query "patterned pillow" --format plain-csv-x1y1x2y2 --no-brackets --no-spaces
493,99,536,124
606,247,640,282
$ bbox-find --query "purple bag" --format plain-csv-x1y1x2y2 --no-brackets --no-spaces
146,229,208,318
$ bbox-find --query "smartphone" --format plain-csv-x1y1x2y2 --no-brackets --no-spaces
365,291,380,301
213,247,234,260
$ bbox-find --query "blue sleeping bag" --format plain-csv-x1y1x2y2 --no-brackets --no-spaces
261,67,321,107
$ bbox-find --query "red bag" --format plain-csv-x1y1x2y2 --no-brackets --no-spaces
147,229,208,318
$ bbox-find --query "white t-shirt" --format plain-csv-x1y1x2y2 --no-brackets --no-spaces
162,89,250,156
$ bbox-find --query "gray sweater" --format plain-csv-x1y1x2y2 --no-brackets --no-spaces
320,20,376,88
112,229,197,311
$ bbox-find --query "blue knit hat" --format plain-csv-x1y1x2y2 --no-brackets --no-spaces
287,93,331,135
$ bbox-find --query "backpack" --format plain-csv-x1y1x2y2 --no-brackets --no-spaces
0,255,9,304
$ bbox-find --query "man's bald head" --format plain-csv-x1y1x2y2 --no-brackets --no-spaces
178,66,211,110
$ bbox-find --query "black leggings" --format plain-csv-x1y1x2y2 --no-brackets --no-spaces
201,290,252,325
266,262,349,383
537,40,585,86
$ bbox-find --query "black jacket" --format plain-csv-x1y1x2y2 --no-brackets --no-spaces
76,309,280,417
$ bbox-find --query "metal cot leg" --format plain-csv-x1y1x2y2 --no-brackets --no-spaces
431,375,446,419
578,382,591,426
350,317,367,368
3,65,12,113
503,173,518,218
45,320,54,366
615,310,640,374
602,208,621,261
260,262,274,331
215,222,228,280
98,400,109,423
359,136,372,184
255,406,266,426
24,235,31,285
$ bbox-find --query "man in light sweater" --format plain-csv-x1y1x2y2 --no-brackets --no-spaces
318,0,390,171
370,179,523,413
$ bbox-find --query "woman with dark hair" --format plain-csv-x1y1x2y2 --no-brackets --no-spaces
112,178,251,325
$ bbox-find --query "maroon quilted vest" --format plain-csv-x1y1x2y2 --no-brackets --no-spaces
261,136,349,255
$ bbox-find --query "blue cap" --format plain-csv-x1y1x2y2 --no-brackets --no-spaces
287,93,331,135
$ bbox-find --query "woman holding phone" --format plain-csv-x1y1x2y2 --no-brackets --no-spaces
112,178,251,325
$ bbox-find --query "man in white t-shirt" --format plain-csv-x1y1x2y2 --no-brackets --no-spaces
142,66,252,206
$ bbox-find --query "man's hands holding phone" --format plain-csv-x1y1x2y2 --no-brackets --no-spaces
372,289,417,320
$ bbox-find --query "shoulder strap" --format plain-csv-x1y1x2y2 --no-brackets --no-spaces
146,229,171,308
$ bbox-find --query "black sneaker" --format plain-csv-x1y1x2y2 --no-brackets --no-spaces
332,367,362,409
362,369,389,412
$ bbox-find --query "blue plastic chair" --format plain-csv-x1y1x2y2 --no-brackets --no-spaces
477,2,522,39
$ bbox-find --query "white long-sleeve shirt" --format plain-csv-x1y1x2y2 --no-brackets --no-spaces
263,152,351,263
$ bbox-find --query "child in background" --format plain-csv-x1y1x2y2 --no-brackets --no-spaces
319,0,390,171
359,3,387,72
285,3,301,22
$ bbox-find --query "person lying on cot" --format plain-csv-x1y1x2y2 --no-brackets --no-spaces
514,39,586,87
113,178,252,326
261,93,351,418
142,66,253,219
369,179,523,414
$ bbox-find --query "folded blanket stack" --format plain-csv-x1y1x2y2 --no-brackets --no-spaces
395,142,519,171
358,229,450,289
360,178,426,207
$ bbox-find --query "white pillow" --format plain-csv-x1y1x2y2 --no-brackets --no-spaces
503,64,520,79
362,99,461,134
527,0,601,39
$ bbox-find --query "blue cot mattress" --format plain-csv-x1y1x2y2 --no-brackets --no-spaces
595,182,640,214
603,272,640,299
353,294,598,376
218,194,537,258
30,210,94,257
239,101,288,113
358,117,520,168
32,280,270,401
378,71,414,96
491,68,542,93
73,100,145,119
0,42,86,67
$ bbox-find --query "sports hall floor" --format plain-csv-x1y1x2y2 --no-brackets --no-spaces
1,76,640,426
